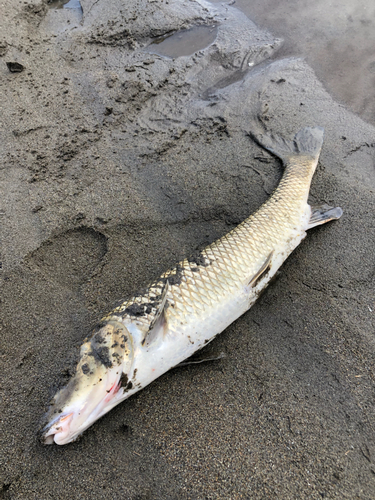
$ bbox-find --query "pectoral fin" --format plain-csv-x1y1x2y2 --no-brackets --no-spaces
249,251,274,288
307,204,343,230
142,281,169,347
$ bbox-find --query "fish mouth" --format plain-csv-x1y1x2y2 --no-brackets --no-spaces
40,371,129,445
42,412,75,445
40,319,135,445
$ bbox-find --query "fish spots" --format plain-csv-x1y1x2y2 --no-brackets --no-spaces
122,298,163,319
88,327,116,368
123,303,145,317
164,274,181,286
88,345,113,368
120,373,133,391
120,373,128,386
121,279,170,330
94,332,106,344
159,263,185,287
130,369,141,389
120,334,128,350
81,363,90,375
112,352,122,365
188,251,212,268
124,297,162,319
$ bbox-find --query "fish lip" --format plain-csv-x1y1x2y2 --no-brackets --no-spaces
39,411,72,445
40,406,94,445
40,370,131,445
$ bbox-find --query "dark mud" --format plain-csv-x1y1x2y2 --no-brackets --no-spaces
0,1,374,499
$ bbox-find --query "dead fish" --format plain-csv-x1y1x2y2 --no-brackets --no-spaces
40,125,342,445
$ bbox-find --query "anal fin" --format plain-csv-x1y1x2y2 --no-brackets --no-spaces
307,204,343,230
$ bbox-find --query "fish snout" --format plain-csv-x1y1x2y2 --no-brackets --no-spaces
42,412,75,445
40,319,134,445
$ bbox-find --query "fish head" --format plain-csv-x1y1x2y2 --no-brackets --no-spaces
40,319,134,445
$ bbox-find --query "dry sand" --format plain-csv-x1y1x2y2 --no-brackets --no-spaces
0,0,374,498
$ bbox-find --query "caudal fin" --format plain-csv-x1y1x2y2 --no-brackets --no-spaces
248,124,324,165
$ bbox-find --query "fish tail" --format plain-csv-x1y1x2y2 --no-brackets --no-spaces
248,124,324,165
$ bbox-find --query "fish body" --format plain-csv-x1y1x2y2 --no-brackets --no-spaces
41,126,342,445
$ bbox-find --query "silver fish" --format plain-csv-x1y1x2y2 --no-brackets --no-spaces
41,126,342,445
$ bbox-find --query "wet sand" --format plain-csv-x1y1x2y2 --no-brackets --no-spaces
227,0,375,127
1,0,375,499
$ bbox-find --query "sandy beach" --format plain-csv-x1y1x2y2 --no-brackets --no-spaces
1,0,374,498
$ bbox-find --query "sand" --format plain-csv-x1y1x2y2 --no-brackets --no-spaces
0,0,374,498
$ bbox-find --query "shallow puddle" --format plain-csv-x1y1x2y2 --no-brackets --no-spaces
145,25,218,58
48,0,82,11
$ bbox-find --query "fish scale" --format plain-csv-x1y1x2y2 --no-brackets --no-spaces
41,126,343,445
125,164,309,326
